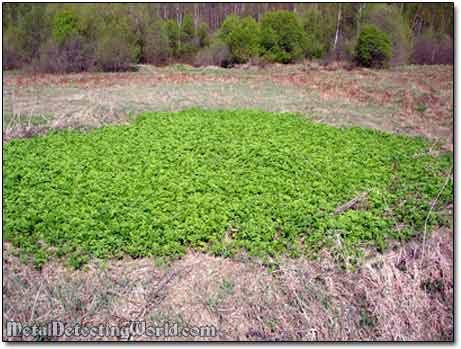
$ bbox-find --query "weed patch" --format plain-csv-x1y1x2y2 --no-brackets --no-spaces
3,109,452,267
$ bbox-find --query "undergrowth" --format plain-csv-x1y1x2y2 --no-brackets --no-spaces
3,109,452,269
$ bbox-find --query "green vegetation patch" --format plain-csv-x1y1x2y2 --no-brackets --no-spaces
4,109,452,268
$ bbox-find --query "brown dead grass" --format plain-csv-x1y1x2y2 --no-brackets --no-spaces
2,70,239,90
3,62,453,149
266,63,453,150
3,228,453,341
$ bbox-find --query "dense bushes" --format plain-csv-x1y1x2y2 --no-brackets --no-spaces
197,23,210,48
260,11,306,63
214,10,308,65
3,4,49,68
93,14,140,72
34,10,95,73
95,32,139,72
2,4,453,72
218,15,261,64
52,11,83,44
36,37,95,73
142,20,171,65
355,25,392,68
166,15,204,59
3,5,212,72
300,8,335,59
362,4,411,65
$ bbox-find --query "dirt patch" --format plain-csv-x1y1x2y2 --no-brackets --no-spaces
3,228,453,341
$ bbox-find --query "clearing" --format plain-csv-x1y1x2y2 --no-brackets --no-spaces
2,63,454,341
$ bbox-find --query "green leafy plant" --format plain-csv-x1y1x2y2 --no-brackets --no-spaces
197,22,210,48
362,4,412,65
52,11,82,44
3,109,452,268
218,15,261,64
260,11,306,63
142,19,171,64
355,25,392,68
301,8,334,59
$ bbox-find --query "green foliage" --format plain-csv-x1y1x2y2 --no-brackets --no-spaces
143,19,171,64
2,4,455,71
4,110,452,268
181,15,195,43
355,25,392,68
165,19,181,57
218,15,261,64
3,4,51,65
301,8,335,59
52,11,82,44
165,16,200,58
197,22,210,48
260,11,306,63
363,4,412,65
179,15,197,57
68,252,89,270
94,15,139,71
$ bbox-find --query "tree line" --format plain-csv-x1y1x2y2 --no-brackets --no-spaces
2,3,453,73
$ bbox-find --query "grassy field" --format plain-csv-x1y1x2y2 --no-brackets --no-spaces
2,63,454,341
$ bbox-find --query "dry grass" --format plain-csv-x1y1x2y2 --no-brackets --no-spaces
3,227,453,341
3,62,453,149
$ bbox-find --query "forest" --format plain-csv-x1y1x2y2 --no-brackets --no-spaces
2,3,454,73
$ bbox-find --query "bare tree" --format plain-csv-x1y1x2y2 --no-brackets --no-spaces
333,4,342,53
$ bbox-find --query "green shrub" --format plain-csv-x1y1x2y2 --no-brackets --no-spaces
181,15,195,43
197,22,210,48
5,5,50,65
52,11,82,44
95,32,138,71
94,17,139,71
362,4,412,65
355,25,392,68
218,15,261,64
30,10,95,73
165,19,181,57
179,15,197,57
304,33,324,59
143,19,171,64
301,8,335,59
166,16,200,59
260,11,306,63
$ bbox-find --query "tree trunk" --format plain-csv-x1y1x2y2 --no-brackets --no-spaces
333,4,342,55
193,4,199,29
